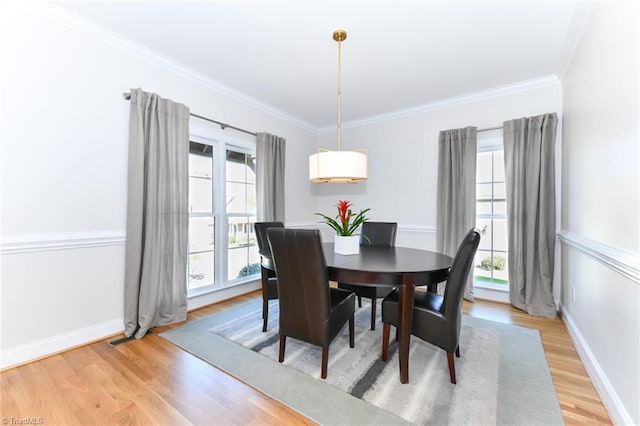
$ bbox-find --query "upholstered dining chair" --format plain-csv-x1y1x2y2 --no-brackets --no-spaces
381,228,480,384
254,222,284,332
338,222,398,330
267,228,356,379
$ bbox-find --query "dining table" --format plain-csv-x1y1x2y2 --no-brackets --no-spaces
321,242,453,384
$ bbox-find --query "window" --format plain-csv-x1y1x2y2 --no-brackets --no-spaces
226,149,258,280
187,138,259,295
474,133,509,291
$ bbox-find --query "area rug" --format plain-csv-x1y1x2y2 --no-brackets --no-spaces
160,298,563,425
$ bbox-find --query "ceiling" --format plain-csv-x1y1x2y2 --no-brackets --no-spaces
52,1,581,130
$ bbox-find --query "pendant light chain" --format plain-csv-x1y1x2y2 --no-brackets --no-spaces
308,29,367,184
336,33,343,151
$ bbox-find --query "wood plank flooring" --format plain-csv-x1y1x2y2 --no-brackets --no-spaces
1,292,611,425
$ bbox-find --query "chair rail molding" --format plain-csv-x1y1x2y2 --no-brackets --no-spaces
286,222,436,235
558,229,640,285
1,231,126,255
398,224,437,235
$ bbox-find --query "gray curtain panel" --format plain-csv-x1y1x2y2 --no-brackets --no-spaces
256,132,286,222
436,127,477,301
503,113,558,319
124,88,190,339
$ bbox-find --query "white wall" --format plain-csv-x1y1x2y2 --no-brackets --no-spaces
315,80,563,278
0,4,317,367
560,2,639,424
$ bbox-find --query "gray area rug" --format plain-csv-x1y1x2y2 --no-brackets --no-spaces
160,298,563,425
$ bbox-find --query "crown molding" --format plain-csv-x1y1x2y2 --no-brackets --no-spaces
557,1,596,80
35,3,563,137
37,3,317,134
558,230,640,285
318,75,560,134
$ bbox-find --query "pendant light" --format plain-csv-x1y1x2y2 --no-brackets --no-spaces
309,29,368,183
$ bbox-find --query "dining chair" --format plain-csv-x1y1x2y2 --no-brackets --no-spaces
380,228,480,384
254,222,284,332
338,222,398,330
267,228,356,379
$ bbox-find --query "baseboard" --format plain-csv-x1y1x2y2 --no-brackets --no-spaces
473,286,510,303
560,304,633,425
1,281,263,371
1,318,124,370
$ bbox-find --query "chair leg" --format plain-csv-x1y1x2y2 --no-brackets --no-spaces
357,295,362,308
321,346,329,379
261,267,269,332
381,323,390,362
262,297,269,332
349,315,355,348
278,336,286,363
455,345,460,358
446,351,457,384
370,297,377,330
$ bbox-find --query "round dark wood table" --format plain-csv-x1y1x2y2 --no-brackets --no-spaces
322,243,453,383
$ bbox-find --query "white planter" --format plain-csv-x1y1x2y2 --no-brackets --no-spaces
334,235,360,255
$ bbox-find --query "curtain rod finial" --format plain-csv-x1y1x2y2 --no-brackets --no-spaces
123,92,131,100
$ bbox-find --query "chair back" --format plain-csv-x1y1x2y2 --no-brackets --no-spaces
255,222,284,256
360,222,397,246
267,228,331,345
442,228,481,318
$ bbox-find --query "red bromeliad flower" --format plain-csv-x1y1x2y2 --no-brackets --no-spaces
336,200,352,228
316,200,370,236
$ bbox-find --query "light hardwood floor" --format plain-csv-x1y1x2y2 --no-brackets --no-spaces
1,291,611,425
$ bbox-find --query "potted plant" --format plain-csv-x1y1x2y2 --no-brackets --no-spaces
316,200,370,255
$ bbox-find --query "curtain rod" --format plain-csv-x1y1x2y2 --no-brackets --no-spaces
122,92,257,137
477,125,502,133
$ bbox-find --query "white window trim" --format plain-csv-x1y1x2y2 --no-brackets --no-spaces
475,132,509,296
188,132,258,297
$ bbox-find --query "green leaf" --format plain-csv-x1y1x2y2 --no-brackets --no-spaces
316,207,370,236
